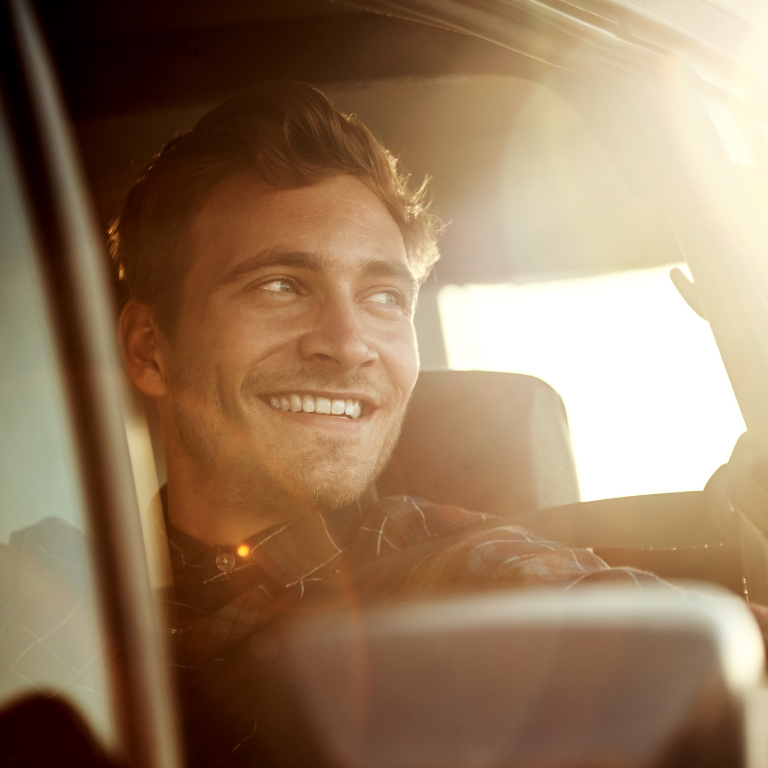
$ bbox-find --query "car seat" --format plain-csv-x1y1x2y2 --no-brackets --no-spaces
379,369,745,596
376,369,580,515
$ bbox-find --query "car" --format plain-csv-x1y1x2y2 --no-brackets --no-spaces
2,0,768,765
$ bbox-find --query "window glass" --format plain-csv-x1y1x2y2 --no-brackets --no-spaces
0,101,118,751
419,77,746,502
439,266,745,501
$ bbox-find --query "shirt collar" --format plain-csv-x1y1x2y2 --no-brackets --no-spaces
161,485,370,588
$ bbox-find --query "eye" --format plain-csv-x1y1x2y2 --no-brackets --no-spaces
367,290,401,306
258,278,295,294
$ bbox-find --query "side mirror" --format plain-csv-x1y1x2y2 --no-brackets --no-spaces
183,584,767,768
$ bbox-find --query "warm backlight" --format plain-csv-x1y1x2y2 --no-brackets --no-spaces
438,264,746,501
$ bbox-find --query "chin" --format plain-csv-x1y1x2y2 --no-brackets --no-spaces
285,434,396,510
290,460,379,510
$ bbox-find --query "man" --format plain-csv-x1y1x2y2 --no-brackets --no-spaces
113,81,664,765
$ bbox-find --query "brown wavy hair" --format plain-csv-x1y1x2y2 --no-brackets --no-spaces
109,80,441,337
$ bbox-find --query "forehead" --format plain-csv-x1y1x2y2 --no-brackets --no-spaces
184,171,409,283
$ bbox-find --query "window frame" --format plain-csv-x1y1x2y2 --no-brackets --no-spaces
0,1,184,765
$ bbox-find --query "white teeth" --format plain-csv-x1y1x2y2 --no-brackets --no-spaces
270,393,362,419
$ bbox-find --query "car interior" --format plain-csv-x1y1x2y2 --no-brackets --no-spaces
4,0,768,765
52,0,764,594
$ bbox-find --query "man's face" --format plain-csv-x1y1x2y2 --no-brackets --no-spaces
163,172,419,515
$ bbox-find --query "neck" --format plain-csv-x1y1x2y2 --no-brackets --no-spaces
163,435,318,546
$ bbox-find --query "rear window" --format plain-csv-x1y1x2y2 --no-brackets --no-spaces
439,266,744,501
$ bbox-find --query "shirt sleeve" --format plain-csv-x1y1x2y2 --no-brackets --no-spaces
341,497,669,604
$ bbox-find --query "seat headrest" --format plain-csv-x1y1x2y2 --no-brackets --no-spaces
377,370,580,516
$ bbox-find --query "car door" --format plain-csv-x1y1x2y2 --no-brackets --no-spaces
0,0,184,765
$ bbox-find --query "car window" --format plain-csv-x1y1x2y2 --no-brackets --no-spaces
0,93,119,753
439,265,746,501
421,81,747,501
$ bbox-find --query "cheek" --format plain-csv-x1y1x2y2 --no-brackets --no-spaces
216,304,291,362
382,323,420,398
173,308,258,396
217,308,308,404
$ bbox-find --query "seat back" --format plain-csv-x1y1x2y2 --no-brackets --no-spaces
377,370,580,516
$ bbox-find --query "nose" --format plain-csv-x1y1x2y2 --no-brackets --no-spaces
298,295,377,371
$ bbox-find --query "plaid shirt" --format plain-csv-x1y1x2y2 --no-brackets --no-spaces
162,492,663,669
161,492,671,766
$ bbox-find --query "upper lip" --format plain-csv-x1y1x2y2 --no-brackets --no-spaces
259,390,378,407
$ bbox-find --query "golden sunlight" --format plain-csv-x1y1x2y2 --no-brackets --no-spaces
438,264,746,501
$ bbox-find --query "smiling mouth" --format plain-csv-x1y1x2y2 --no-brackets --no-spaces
265,393,363,419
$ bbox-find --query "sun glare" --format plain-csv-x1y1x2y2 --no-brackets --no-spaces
438,264,746,501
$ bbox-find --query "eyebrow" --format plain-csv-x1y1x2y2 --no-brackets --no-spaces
219,248,418,294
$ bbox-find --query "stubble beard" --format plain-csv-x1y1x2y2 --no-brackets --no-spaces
282,415,402,509
167,358,407,517
240,367,405,511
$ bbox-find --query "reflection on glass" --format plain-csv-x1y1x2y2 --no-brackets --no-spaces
0,106,118,752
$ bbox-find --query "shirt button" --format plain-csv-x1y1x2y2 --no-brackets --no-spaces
216,553,236,573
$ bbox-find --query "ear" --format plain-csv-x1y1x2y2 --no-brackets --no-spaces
118,300,169,398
